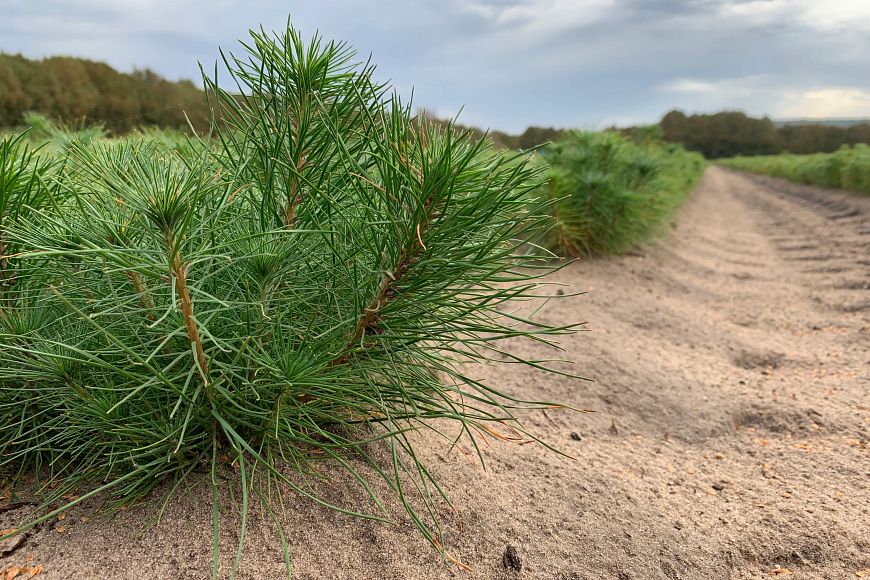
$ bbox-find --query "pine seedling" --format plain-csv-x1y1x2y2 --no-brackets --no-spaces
540,130,703,256
0,23,581,578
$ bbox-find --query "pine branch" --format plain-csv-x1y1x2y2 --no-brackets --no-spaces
165,232,209,384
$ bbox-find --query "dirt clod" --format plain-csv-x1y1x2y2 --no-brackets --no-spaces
732,350,785,370
0,532,27,558
502,545,521,572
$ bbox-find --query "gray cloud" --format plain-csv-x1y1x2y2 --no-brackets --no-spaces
1,0,869,132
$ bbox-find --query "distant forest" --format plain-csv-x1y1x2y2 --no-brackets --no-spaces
0,53,210,132
660,110,870,158
427,111,870,159
3,53,870,157
417,112,565,152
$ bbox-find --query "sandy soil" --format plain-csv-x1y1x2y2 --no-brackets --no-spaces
2,166,868,579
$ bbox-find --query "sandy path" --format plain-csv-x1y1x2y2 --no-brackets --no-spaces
2,166,868,579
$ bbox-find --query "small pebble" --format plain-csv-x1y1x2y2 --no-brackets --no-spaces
570,431,582,441
502,545,522,572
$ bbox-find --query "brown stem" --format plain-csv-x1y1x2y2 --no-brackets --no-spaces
353,250,408,345
0,233,6,278
284,100,308,227
165,235,209,383
0,238,6,314
0,234,7,288
332,170,437,367
125,271,156,319
284,155,307,227
0,230,14,312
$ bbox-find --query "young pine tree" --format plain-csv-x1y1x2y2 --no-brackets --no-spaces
0,23,579,577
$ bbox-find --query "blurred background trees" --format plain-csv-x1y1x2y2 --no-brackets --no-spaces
0,53,210,133
660,110,870,158
414,109,870,158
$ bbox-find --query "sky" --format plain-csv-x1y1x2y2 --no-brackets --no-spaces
2,0,870,133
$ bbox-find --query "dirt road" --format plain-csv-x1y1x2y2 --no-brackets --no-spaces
2,166,868,579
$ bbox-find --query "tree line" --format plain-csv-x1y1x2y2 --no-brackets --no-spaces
660,110,870,158
418,111,565,151
4,52,869,156
0,53,211,133
427,110,870,159
0,53,570,143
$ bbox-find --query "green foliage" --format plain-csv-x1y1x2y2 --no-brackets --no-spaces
0,24,578,576
661,109,870,158
0,131,55,310
0,52,210,133
720,144,870,196
539,131,705,256
16,113,199,160
20,112,108,155
618,123,664,145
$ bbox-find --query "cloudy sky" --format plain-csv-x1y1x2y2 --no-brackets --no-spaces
2,0,869,132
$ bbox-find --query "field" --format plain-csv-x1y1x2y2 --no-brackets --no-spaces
2,163,868,579
1,23,869,580
720,145,870,195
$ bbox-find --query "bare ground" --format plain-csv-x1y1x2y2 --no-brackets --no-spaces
2,166,868,579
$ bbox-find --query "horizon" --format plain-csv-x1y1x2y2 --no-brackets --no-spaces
3,1,869,133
